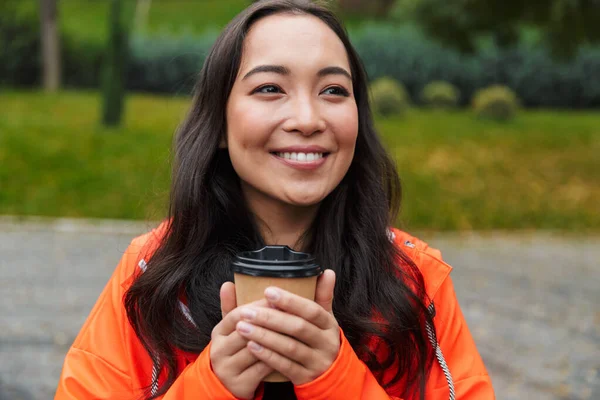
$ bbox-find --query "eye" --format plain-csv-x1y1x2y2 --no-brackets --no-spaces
253,85,283,94
322,86,350,97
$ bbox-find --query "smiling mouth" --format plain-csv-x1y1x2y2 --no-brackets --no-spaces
271,152,330,162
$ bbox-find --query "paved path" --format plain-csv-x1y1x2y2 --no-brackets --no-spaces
0,219,598,399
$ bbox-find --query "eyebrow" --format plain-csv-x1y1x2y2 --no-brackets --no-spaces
241,65,352,80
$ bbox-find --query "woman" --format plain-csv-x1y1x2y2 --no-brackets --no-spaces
55,1,494,399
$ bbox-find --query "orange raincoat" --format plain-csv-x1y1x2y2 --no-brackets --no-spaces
55,223,494,399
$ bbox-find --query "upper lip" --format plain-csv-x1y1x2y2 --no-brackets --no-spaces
270,145,330,154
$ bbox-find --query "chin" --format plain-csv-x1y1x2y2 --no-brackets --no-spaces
281,192,327,207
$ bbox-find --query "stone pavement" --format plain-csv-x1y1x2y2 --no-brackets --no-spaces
0,218,598,399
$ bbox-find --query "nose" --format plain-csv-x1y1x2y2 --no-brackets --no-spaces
282,94,326,136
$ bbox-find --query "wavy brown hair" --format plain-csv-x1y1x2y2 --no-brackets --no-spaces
125,1,435,399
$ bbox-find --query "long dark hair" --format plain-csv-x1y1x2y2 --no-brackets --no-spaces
125,1,435,398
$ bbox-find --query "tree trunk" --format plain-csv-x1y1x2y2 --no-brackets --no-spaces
101,0,128,127
134,0,152,33
40,0,61,91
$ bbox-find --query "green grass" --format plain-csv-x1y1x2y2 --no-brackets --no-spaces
379,110,600,231
0,90,186,221
1,91,599,231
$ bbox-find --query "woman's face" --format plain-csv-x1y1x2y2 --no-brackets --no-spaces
225,13,358,210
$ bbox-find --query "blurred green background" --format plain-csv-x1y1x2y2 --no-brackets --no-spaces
1,0,599,231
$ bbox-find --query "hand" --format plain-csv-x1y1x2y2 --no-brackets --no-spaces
210,282,274,399
235,269,340,385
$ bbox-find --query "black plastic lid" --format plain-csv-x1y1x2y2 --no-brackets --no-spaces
232,246,322,278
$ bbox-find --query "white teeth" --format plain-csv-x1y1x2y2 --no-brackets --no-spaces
275,152,324,162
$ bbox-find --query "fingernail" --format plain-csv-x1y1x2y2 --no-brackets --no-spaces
265,287,280,301
237,321,253,334
240,308,257,320
249,341,263,352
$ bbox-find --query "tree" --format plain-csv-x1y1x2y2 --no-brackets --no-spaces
403,0,600,59
252,0,396,18
40,0,61,91
337,0,397,18
101,0,128,127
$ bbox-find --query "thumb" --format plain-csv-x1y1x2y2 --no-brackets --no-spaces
220,281,237,319
314,269,335,313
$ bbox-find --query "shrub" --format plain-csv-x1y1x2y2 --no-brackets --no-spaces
3,19,600,109
351,24,481,106
62,35,104,89
350,23,600,109
472,85,520,121
369,77,410,117
420,81,460,108
127,32,216,94
0,2,40,86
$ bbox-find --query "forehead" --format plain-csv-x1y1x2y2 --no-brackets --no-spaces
240,13,350,72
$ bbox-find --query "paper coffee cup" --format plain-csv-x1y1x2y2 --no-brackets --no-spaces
232,245,322,382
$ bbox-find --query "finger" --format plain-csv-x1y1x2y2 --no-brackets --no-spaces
238,306,321,348
213,298,271,336
238,360,273,385
264,287,334,330
226,346,263,374
315,269,336,314
246,341,310,385
212,331,249,358
236,321,314,367
220,281,237,319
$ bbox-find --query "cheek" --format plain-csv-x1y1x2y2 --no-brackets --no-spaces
226,99,269,150
333,104,359,150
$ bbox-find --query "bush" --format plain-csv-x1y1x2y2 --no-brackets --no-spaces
472,85,520,121
127,32,216,94
369,77,410,117
351,24,481,106
3,20,600,109
0,1,105,89
420,81,460,108
62,36,105,89
350,23,600,109
0,2,40,86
